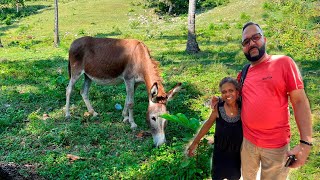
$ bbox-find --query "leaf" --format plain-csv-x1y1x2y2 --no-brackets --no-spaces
42,113,50,120
136,132,144,138
136,130,151,138
182,137,192,142
180,159,190,168
189,118,201,130
176,113,189,124
84,112,91,117
67,154,83,162
160,113,180,123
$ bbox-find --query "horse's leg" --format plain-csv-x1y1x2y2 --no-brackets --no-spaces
81,74,98,116
65,73,81,118
122,95,129,122
122,82,140,123
123,78,137,129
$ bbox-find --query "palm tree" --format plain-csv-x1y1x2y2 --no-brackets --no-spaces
186,0,200,53
54,0,60,47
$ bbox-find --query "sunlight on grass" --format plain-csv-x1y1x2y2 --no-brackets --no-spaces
14,85,40,94
0,0,319,179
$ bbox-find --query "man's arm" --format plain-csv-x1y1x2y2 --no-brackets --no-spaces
210,96,221,109
288,88,312,168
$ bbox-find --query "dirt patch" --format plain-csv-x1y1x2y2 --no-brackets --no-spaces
0,162,45,180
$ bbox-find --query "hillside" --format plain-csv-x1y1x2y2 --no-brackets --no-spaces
0,0,319,179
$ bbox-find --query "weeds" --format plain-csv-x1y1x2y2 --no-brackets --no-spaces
0,0,319,179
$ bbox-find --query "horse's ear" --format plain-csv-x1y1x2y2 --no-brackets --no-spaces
150,82,158,103
166,82,182,102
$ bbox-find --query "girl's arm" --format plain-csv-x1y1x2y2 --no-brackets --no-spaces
187,106,218,157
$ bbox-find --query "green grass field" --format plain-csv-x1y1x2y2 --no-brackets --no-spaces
0,0,319,179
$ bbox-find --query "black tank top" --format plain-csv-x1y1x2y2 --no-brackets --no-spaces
214,101,243,152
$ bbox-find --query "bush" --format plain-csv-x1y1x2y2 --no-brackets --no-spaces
144,0,229,15
263,0,319,61
1,3,48,25
159,113,213,178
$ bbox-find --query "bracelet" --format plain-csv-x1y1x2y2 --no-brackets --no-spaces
300,140,313,146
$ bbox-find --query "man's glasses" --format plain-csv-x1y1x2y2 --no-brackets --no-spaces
242,33,262,47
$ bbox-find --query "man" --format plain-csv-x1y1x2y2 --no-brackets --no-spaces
214,22,313,179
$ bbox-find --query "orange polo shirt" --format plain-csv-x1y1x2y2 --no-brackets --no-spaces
240,55,304,148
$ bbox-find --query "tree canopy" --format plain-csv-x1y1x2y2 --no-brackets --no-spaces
145,0,229,15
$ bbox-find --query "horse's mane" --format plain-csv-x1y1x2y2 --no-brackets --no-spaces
139,41,163,84
150,58,163,83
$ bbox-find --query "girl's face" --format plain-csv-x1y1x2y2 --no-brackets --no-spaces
220,82,239,104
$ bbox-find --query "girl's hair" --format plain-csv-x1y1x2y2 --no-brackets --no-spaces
219,77,240,91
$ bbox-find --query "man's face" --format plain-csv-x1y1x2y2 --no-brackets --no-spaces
242,25,266,62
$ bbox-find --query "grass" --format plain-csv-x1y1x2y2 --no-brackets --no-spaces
0,0,319,179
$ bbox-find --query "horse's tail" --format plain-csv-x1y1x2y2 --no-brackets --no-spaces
67,37,88,79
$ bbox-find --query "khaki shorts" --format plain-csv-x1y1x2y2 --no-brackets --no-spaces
241,138,289,180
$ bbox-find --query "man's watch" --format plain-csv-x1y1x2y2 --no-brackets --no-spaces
300,140,313,146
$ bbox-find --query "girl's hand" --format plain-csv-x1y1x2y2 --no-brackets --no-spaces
186,143,198,157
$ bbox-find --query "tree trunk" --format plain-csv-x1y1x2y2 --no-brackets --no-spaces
54,0,60,47
16,1,24,13
168,3,173,14
186,0,200,53
16,3,19,13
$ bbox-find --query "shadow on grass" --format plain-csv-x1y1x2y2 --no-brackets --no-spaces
156,47,243,69
299,60,320,106
0,24,18,36
0,5,50,37
2,46,316,178
94,32,123,38
0,54,210,178
0,56,68,130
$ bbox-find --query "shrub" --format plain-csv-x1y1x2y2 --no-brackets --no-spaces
144,0,230,15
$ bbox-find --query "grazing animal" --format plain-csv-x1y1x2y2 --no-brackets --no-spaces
65,36,181,147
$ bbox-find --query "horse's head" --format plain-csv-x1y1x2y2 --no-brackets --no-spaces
147,82,182,147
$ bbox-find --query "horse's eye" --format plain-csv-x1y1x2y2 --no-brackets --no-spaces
151,117,156,121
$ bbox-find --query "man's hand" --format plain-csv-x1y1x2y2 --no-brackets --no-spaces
288,89,312,168
286,143,312,168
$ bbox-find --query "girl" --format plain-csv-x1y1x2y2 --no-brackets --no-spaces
187,77,243,180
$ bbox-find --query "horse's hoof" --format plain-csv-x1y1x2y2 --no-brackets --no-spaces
92,112,98,117
84,111,99,117
130,123,137,129
123,117,129,123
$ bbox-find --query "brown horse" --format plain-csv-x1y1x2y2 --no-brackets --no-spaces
65,36,181,147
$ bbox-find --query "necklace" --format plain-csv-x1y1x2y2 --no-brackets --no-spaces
225,104,236,116
219,106,241,123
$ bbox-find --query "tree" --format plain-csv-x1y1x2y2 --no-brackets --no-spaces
145,0,189,15
0,38,3,48
161,0,174,14
54,0,59,47
0,0,24,12
186,0,200,53
15,0,24,13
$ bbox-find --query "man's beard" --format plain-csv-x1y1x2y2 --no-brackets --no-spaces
244,44,266,62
